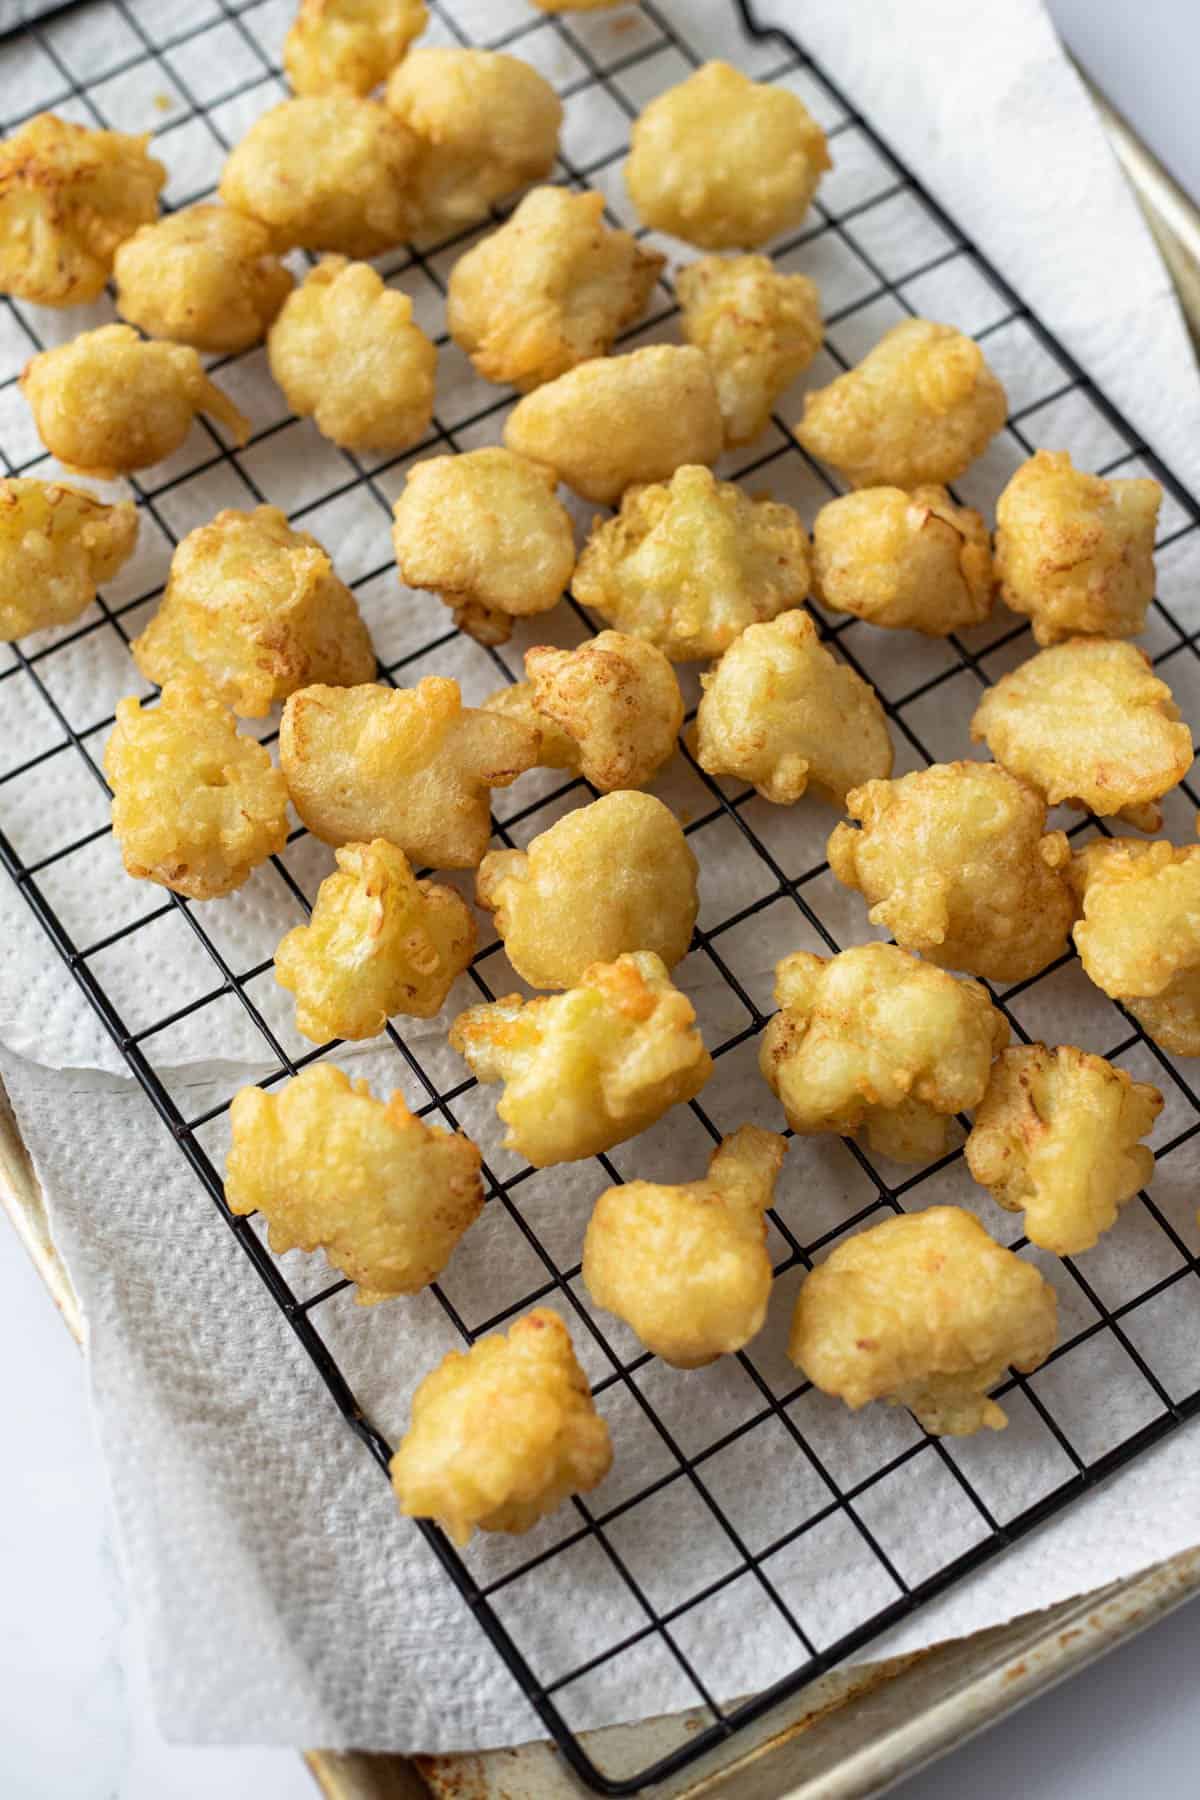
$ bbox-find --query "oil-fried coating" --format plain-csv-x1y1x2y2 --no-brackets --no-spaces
583,1126,787,1368
113,205,293,354
504,346,722,506
626,62,830,250
447,187,664,393
483,679,578,771
696,610,892,806
132,505,375,718
20,325,249,479
828,762,1076,983
573,464,809,660
0,478,137,641
966,1044,1161,1257
811,485,995,636
677,253,822,448
280,678,538,868
760,943,1008,1164
390,1309,611,1544
994,450,1161,647
284,0,428,95
105,676,288,900
275,839,475,1040
0,113,164,306
226,1064,482,1305
476,792,697,989
1070,838,1200,1054
523,631,682,791
450,951,712,1166
797,320,1007,491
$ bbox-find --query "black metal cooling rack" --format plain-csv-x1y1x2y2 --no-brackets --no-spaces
1,0,1200,1790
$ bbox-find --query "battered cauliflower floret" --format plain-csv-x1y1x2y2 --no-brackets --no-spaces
280,678,538,868
391,448,574,646
583,1126,787,1368
626,62,830,250
811,485,995,636
275,839,475,1040
1070,839,1200,1054
0,478,137,642
450,951,712,1167
696,611,892,806
677,254,823,448
132,505,375,718
447,187,664,393
390,1309,611,1545
504,346,722,506
828,762,1077,983
573,465,809,661
994,450,1161,646
20,326,250,480
970,639,1192,832
284,0,428,96
796,320,1007,491
113,205,293,354
966,1044,1161,1258
483,680,578,772
476,792,697,990
0,113,164,306
523,632,682,791
268,257,436,453
105,677,288,900
226,1063,482,1306
760,943,1009,1164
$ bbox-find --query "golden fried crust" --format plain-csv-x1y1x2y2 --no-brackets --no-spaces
677,253,822,448
811,485,995,635
789,1207,1058,1435
226,1063,482,1305
105,676,288,900
476,792,697,989
390,1309,611,1544
828,762,1077,983
994,449,1161,646
284,0,428,96
760,943,1008,1164
797,320,1007,490
524,631,682,790
696,610,892,805
450,950,712,1166
1070,838,1200,1053
583,1125,787,1368
483,679,579,772
0,478,137,641
0,113,165,306
113,205,293,354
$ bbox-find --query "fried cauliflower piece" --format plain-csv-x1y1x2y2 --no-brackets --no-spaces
105,677,288,900
268,257,436,453
696,610,892,806
583,1126,787,1368
391,448,574,645
677,254,822,448
828,762,1077,983
504,346,722,506
797,320,1007,491
0,478,137,642
226,1063,482,1305
280,678,537,868
113,205,293,354
994,450,1161,647
0,113,165,306
522,632,682,791
483,679,578,772
626,62,830,250
1070,839,1200,1054
390,1309,611,1544
451,951,712,1166
811,485,995,636
284,0,428,96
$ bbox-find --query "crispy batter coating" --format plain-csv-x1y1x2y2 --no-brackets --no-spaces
390,1309,611,1544
677,253,822,448
504,346,722,506
280,678,538,869
811,485,995,636
0,478,137,642
573,464,809,660
966,1044,1161,1257
226,1063,482,1305
994,450,1161,647
1070,838,1200,1054
450,951,712,1166
583,1126,787,1368
132,505,375,718
105,676,288,900
113,205,293,354
284,0,428,95
760,943,1008,1164
626,62,830,250
797,320,1007,491
828,762,1077,983
0,113,165,306
275,839,475,1040
696,610,892,806
476,792,697,989
483,679,578,771
523,632,682,791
